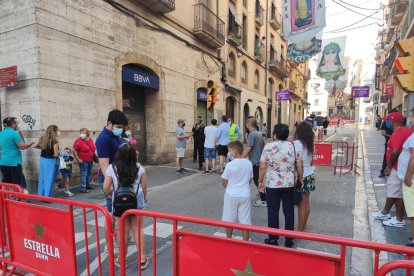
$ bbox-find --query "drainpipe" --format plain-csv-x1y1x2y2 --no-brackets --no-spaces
264,0,269,127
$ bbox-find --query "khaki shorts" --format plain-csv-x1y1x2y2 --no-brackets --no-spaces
386,169,403,198
176,148,185,158
403,184,414,217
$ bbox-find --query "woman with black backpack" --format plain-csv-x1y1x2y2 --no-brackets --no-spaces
103,143,150,270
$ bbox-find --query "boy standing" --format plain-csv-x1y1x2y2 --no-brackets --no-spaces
221,141,253,241
60,148,74,196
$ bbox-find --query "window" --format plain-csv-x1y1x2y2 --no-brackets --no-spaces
254,70,260,90
241,61,248,84
267,78,274,99
228,53,236,78
315,99,320,106
243,0,247,8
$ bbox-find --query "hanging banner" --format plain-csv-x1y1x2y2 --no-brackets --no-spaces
375,64,381,90
386,84,394,96
288,35,322,63
316,36,347,95
283,0,326,45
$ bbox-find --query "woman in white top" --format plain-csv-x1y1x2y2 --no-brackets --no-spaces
294,122,316,232
103,143,150,269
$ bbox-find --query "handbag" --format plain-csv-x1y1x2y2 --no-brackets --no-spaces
291,142,303,206
58,157,67,170
83,139,99,163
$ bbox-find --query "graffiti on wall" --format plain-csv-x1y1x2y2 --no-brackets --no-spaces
21,115,36,129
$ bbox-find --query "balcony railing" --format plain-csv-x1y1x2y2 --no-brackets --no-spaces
269,10,281,30
136,0,175,13
254,46,264,63
268,57,289,79
255,4,264,26
227,23,243,46
194,4,225,48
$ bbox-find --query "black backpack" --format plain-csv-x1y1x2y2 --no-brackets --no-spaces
112,166,140,217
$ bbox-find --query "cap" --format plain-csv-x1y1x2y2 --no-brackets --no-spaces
197,116,203,121
385,112,404,122
177,118,185,124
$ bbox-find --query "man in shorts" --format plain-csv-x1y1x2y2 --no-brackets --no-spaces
176,119,191,174
217,115,230,174
374,112,413,228
221,141,253,241
202,119,218,175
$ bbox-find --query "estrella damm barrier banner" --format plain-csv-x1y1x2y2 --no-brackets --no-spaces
313,143,333,166
5,200,76,274
176,233,339,275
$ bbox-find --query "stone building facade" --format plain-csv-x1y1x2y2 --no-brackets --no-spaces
0,0,309,188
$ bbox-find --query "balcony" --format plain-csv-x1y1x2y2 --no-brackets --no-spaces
268,57,289,79
136,0,175,13
194,4,225,48
390,0,409,25
254,46,264,63
269,12,281,30
255,4,264,26
227,23,243,46
289,59,299,68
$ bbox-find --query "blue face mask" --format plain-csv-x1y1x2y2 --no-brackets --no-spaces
385,120,392,130
112,127,123,137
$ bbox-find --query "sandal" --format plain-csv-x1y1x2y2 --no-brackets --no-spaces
114,256,128,268
140,256,150,270
86,186,95,190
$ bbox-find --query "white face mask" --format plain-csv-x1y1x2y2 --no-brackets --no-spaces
80,133,87,139
125,130,131,136
57,131,61,137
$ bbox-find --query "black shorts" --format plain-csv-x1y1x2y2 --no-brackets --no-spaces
217,145,228,156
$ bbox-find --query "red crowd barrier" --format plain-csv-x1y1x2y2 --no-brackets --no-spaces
2,183,414,275
313,140,358,176
0,188,116,276
118,209,414,276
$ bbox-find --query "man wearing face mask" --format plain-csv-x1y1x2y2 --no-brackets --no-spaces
95,109,128,213
379,111,396,177
0,117,35,192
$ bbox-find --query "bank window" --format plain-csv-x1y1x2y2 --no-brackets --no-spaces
254,70,260,90
228,53,236,78
241,61,248,84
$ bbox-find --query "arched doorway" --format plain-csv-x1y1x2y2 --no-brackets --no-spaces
243,103,250,132
255,107,263,128
226,96,236,120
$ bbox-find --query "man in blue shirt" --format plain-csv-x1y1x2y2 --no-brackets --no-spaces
217,115,230,174
95,110,128,213
0,117,34,190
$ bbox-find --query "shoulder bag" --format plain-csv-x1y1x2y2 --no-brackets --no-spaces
291,142,303,206
83,139,99,163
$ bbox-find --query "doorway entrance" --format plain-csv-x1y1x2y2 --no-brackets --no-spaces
122,82,147,163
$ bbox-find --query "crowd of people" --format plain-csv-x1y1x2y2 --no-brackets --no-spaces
175,114,318,247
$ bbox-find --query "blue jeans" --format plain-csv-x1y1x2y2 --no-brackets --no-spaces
79,161,93,190
266,187,294,242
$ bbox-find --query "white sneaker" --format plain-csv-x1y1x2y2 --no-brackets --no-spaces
23,189,29,194
64,190,74,197
252,199,267,207
383,216,406,228
373,211,391,220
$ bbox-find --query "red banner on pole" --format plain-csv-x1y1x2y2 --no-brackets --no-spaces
5,200,76,275
0,66,17,88
313,143,333,166
177,234,339,275
386,84,394,96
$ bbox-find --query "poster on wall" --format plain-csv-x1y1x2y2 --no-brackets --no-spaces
283,0,326,63
316,36,347,95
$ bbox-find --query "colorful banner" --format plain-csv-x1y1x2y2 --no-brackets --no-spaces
283,0,326,45
276,90,290,101
351,86,370,98
316,36,347,95
5,200,76,275
288,35,322,63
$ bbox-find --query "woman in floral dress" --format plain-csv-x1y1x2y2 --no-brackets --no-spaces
258,124,303,248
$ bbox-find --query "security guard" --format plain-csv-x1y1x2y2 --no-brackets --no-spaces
192,116,205,170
